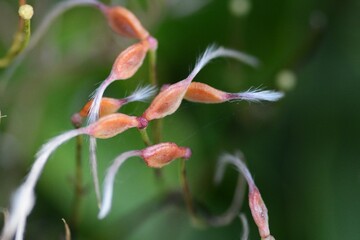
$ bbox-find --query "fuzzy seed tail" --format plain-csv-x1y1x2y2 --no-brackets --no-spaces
88,80,111,125
125,85,157,103
236,89,284,102
98,150,140,219
189,45,259,80
90,137,102,207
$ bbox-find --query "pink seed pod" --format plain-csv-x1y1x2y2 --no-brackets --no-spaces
100,5,149,40
87,113,146,139
109,40,150,81
72,85,156,127
141,142,192,168
217,153,275,240
141,45,260,121
185,82,227,103
249,186,271,239
80,98,126,118
185,82,284,104
142,79,189,121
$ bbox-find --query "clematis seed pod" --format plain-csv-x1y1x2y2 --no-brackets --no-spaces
71,85,156,127
99,5,149,40
98,142,191,219
141,142,192,168
142,79,189,121
87,113,146,139
142,45,259,122
109,40,150,81
218,153,275,240
185,82,226,103
185,82,284,104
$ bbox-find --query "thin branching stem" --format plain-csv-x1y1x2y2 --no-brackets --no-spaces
70,133,84,229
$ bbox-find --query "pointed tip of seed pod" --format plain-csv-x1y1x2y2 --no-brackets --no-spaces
103,5,149,40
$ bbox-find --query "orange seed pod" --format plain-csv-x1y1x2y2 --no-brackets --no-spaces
80,98,125,118
142,79,190,121
184,82,227,103
141,142,191,168
109,41,149,81
101,5,149,40
249,186,271,239
87,113,145,139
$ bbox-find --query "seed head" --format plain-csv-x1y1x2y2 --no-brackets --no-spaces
101,5,149,40
87,113,145,139
109,40,150,81
141,142,191,168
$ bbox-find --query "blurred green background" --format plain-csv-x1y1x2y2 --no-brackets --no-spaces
1,0,359,239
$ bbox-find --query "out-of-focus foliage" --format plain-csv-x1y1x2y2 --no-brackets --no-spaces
0,0,359,239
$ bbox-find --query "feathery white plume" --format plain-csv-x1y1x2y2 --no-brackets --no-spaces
125,85,157,103
189,45,259,80
98,150,140,219
236,89,284,102
1,129,84,240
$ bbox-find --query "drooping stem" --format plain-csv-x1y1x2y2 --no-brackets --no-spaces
62,219,72,240
0,3,32,68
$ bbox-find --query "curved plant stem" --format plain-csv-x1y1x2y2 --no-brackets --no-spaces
0,0,102,93
62,218,72,240
0,1,31,68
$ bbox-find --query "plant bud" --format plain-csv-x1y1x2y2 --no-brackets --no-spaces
142,79,190,121
249,186,271,239
109,41,149,81
101,5,149,40
141,142,191,168
87,113,145,139
185,82,227,103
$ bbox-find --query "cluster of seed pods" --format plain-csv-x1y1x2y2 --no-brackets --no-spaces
0,2,280,240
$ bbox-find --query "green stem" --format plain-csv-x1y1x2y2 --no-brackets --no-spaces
139,128,152,146
70,133,84,229
0,4,32,68
148,49,157,86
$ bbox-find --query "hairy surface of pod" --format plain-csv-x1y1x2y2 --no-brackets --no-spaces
88,113,142,139
79,98,124,118
184,82,227,103
110,41,149,80
104,6,149,39
141,142,191,168
249,187,270,238
142,80,189,121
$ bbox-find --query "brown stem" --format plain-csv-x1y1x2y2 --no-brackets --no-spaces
179,159,204,227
